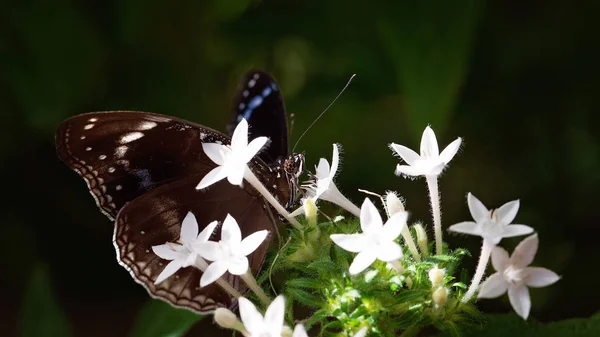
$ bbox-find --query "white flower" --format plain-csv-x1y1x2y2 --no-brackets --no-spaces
448,193,534,245
292,325,368,337
239,295,286,337
478,234,560,319
194,214,269,287
330,198,408,275
196,118,268,189
152,212,217,284
294,144,360,216
390,125,461,177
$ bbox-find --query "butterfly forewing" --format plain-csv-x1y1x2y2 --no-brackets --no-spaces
114,172,276,313
56,111,230,220
229,70,289,163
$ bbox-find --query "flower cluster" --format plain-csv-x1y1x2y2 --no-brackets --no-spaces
149,120,560,336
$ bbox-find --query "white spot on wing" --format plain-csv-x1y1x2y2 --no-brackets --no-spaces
238,103,245,110
108,167,115,173
138,121,157,130
80,136,86,140
84,124,94,130
115,145,128,157
242,90,249,97
86,147,92,151
116,185,123,191
89,118,98,122
99,154,107,160
248,79,256,88
120,132,144,144
253,73,260,80
200,132,206,140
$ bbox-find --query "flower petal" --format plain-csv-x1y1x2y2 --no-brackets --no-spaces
316,158,331,180
292,325,309,337
152,243,183,260
381,211,407,240
353,327,368,337
390,143,420,166
349,250,377,275
197,220,219,242
525,267,560,288
239,230,269,256
491,246,510,272
360,198,383,233
511,234,538,268
180,212,199,244
508,285,531,320
221,214,242,245
196,166,228,189
200,261,228,287
154,260,182,284
244,136,268,162
330,144,340,177
420,126,439,158
231,118,248,150
226,164,245,186
202,143,228,166
502,225,534,239
330,233,368,253
439,137,462,164
467,193,488,224
194,241,222,261
395,164,424,177
448,221,480,236
478,272,508,298
496,199,520,225
376,241,403,262
238,297,264,334
264,295,285,334
226,256,249,275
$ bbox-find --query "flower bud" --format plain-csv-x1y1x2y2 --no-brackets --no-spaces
214,308,243,332
304,198,318,226
432,287,448,306
413,223,429,257
428,266,445,288
385,191,405,217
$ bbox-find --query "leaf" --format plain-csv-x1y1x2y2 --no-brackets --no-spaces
392,290,429,305
286,288,324,308
19,264,74,337
287,278,325,290
128,299,203,337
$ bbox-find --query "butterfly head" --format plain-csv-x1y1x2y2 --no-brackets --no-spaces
284,152,305,179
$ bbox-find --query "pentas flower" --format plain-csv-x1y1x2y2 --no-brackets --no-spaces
238,295,286,337
479,234,560,320
152,212,217,284
330,198,408,275
196,118,267,189
448,193,534,245
194,214,269,287
389,126,461,178
295,144,360,217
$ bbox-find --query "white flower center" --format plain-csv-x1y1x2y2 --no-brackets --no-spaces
503,265,527,285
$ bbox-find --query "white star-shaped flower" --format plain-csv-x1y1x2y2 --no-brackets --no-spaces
194,214,269,287
330,198,408,275
196,118,268,189
448,193,534,245
478,234,560,319
293,144,360,216
152,212,218,284
239,295,286,337
390,125,462,177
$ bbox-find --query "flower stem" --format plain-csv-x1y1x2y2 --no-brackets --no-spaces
401,226,421,262
240,271,270,306
244,168,302,229
462,239,494,303
321,183,361,216
389,260,405,274
425,175,443,255
194,258,242,298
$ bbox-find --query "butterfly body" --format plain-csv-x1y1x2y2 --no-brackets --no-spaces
55,71,303,313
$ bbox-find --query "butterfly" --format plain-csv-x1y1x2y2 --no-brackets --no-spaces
55,70,304,313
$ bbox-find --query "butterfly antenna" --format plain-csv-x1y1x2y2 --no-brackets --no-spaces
292,74,356,152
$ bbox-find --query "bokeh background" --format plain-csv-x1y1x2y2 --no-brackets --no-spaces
1,0,599,336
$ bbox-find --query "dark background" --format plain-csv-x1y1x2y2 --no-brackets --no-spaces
1,0,599,336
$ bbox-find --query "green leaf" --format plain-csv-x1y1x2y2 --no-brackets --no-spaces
129,299,203,337
286,288,324,308
392,290,429,305
287,278,325,290
19,264,74,337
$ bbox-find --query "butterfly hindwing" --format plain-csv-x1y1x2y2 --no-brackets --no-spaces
229,70,289,163
113,172,276,313
56,111,231,220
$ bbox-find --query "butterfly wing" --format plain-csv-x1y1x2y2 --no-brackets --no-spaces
113,172,276,313
229,70,289,163
56,111,231,220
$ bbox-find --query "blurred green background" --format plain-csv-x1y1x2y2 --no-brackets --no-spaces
1,0,599,336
